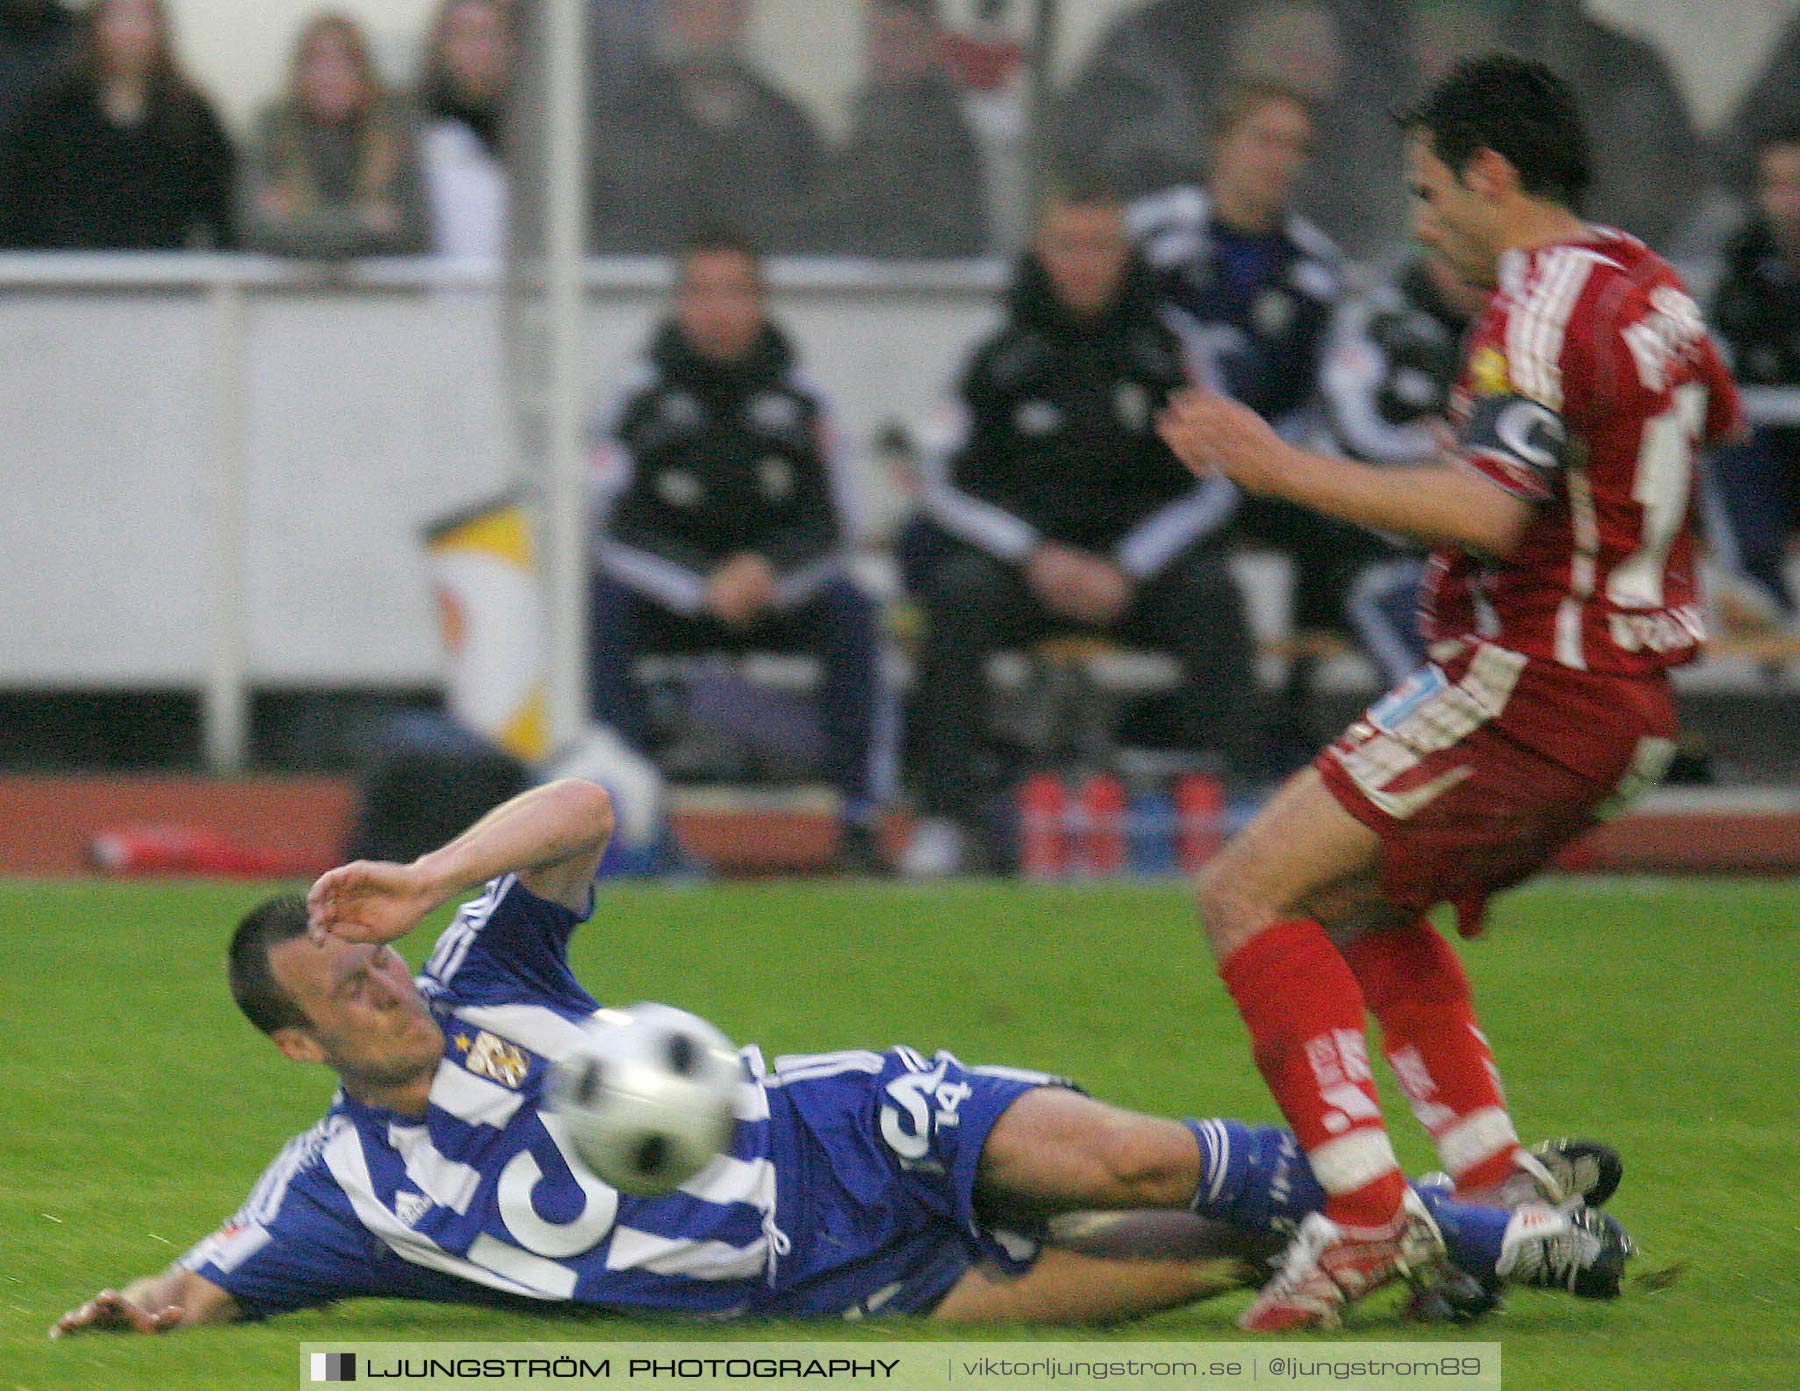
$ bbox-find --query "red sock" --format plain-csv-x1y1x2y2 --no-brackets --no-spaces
1343,920,1520,1193
1220,919,1404,1227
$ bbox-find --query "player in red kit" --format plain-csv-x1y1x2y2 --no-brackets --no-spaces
1156,54,1742,1331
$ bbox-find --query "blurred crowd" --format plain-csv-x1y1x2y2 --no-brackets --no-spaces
4,0,1799,261
0,0,513,254
5,0,1800,873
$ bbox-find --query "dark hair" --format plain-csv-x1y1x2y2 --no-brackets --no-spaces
1214,78,1315,139
1039,170,1128,214
676,223,765,290
64,0,211,140
1397,53,1592,206
679,222,762,266
418,0,518,121
229,895,312,1035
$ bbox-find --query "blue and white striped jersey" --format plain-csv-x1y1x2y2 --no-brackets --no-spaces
184,876,1058,1321
182,876,785,1319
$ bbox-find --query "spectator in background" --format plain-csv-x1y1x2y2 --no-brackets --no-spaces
586,0,659,105
1055,0,1415,259
0,0,74,136
904,181,1258,878
1221,1,1412,264
416,0,516,259
590,227,887,873
0,0,232,250
812,0,987,259
1707,128,1800,629
588,0,822,253
1129,80,1368,717
937,0,1029,253
239,13,428,259
1408,0,1703,252
1129,84,1339,429
1701,11,1800,212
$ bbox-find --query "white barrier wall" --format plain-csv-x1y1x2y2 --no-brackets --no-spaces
4,255,1794,723
0,256,1001,691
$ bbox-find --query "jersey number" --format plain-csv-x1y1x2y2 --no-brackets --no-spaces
879,1059,973,1170
464,1114,618,1297
1608,383,1705,609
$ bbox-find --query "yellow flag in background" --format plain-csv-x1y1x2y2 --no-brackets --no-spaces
424,497,549,762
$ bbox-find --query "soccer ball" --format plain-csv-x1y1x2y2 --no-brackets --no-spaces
545,1003,742,1196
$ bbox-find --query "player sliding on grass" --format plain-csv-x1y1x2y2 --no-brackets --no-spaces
1155,54,1740,1332
53,780,1630,1337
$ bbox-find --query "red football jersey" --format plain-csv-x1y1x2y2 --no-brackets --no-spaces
1425,229,1743,675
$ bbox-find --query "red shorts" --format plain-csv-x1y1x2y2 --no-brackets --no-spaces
1316,640,1678,937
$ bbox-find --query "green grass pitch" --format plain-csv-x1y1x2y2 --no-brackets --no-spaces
2,875,1796,1390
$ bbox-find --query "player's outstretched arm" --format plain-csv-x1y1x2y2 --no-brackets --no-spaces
1157,389,1532,557
308,779,615,942
50,1266,239,1338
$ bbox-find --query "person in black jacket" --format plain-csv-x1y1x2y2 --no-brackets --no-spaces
591,227,886,871
1707,128,1800,625
1127,81,1372,762
1127,81,1366,645
1054,0,1415,260
904,181,1259,876
0,0,233,250
586,0,822,254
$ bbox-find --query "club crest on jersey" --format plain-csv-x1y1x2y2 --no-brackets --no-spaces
394,1191,432,1228
1015,400,1062,436
460,1030,531,1089
757,455,795,501
748,391,803,435
655,469,703,509
1470,346,1511,397
1253,287,1296,339
1113,382,1151,431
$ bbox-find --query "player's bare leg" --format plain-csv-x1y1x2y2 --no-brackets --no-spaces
1192,769,1407,1223
1194,769,1388,956
931,1245,1252,1325
970,1088,1301,1263
1206,776,1553,1206
949,1086,1626,1326
940,1087,1278,1324
1193,769,1450,1328
972,1086,1210,1212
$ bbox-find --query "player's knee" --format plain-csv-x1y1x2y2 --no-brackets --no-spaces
1090,1112,1190,1205
1194,857,1260,957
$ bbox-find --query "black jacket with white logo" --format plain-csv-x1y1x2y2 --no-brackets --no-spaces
1321,256,1471,467
594,322,860,613
925,252,1235,576
1127,185,1342,431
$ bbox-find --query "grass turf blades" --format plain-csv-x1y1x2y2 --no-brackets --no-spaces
2,876,1795,1390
